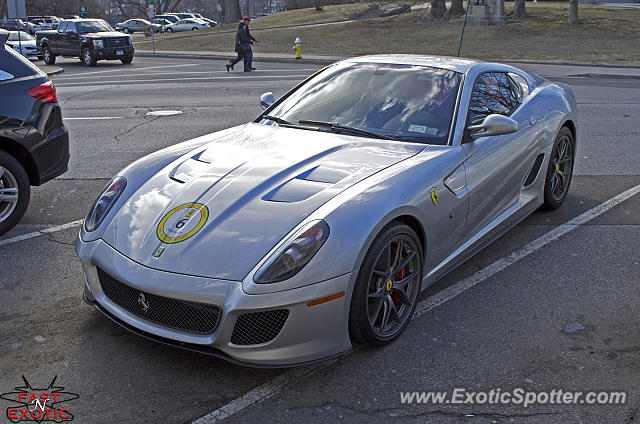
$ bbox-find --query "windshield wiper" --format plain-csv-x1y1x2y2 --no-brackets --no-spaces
297,120,392,140
262,115,294,126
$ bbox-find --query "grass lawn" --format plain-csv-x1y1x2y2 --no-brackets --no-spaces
142,2,640,65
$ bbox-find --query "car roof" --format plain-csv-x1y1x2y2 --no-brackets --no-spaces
344,54,488,73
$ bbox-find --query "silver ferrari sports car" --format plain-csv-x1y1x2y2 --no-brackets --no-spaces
76,55,577,367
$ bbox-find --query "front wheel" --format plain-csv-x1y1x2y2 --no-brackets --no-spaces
349,222,423,347
192,27,198,31
42,45,55,65
541,126,575,210
166,28,173,33
120,56,133,64
82,47,97,67
0,151,31,236
123,27,130,34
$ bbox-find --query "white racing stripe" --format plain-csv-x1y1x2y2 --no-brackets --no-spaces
192,182,640,424
54,74,310,87
0,219,83,247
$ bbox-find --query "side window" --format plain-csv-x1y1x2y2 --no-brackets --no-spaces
58,22,67,32
67,22,77,33
507,72,529,102
467,72,521,126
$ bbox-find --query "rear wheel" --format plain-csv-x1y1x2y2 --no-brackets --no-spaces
0,152,30,236
192,27,198,31
123,27,130,34
82,47,97,67
120,56,133,64
541,126,574,210
349,222,423,347
42,45,55,65
166,28,173,33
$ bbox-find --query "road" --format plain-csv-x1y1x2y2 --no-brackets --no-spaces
0,55,639,424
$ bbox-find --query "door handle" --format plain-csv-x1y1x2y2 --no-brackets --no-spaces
529,114,537,126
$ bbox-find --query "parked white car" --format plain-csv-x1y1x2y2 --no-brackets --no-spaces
5,31,40,59
164,18,208,33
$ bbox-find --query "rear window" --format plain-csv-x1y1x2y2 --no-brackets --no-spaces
1,44,43,79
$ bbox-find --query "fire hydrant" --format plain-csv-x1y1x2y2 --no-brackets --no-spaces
293,36,302,60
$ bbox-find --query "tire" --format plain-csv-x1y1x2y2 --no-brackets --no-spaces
0,151,31,236
166,28,173,33
123,27,130,34
120,56,133,64
192,27,198,31
82,47,97,67
349,222,423,347
42,45,55,65
541,126,575,210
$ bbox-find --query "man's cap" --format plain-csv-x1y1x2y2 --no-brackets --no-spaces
243,16,251,21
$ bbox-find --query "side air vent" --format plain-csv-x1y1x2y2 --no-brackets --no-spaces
523,153,545,187
230,309,290,345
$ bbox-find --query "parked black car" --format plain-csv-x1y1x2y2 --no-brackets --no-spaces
37,19,134,67
0,29,69,235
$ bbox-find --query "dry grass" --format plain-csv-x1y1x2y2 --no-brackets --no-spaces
145,2,640,65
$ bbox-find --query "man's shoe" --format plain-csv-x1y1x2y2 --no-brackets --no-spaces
244,69,251,72
250,67,256,70
226,63,232,72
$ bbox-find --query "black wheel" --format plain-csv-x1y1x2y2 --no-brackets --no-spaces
42,45,55,65
0,151,30,236
541,126,574,210
166,28,173,33
120,56,133,64
82,47,97,67
349,222,423,347
192,27,198,31
123,27,130,34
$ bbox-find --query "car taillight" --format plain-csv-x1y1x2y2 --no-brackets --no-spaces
26,80,58,103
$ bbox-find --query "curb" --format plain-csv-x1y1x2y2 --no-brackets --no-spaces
135,51,339,65
40,66,64,76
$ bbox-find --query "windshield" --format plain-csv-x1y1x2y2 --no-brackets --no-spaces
8,32,33,41
76,20,114,33
265,62,462,145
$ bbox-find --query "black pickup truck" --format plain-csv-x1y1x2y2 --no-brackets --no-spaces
36,18,134,67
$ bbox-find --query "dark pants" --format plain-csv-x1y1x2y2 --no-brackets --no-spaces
230,48,244,66
243,44,253,70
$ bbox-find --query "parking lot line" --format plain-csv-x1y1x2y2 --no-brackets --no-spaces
192,182,640,424
0,219,83,248
53,69,319,80
54,75,311,87
52,63,200,78
65,117,124,120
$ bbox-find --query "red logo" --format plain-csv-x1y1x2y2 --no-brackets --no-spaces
1,376,79,422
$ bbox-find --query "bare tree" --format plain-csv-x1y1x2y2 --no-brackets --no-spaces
224,0,242,22
430,0,447,19
511,0,526,18
568,0,579,24
449,0,465,17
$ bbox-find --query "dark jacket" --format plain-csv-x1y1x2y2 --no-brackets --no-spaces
235,23,248,52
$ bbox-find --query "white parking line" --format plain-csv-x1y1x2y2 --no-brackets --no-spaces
54,74,310,87
52,63,200,78
192,182,640,424
65,117,124,120
0,219,83,247
54,69,318,80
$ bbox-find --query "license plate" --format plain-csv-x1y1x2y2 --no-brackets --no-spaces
116,50,124,56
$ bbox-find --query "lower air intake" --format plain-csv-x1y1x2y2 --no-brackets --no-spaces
230,309,290,345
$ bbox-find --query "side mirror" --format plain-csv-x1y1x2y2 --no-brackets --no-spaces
260,92,275,111
467,114,518,140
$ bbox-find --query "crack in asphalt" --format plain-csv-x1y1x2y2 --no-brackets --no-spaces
114,115,161,142
42,232,76,246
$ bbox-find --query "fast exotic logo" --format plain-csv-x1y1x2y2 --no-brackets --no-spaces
1,376,79,422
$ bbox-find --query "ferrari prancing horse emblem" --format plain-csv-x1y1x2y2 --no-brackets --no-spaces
430,187,439,205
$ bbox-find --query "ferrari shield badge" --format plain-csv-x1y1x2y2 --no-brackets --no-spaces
430,187,439,205
157,202,209,244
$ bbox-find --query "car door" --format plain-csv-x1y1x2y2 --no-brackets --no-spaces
55,22,67,54
461,71,534,237
176,20,188,31
64,22,81,55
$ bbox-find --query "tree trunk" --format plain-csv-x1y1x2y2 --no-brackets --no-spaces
430,0,448,19
224,0,242,23
568,0,579,24
511,0,526,18
449,0,465,17
315,0,324,11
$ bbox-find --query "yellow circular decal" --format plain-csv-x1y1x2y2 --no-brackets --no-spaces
386,280,393,291
157,202,209,244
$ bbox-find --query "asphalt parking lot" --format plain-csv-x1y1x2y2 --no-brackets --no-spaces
1,55,639,423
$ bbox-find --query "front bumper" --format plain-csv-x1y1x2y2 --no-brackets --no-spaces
76,237,355,367
93,46,134,60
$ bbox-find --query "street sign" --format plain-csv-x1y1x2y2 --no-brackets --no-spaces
147,7,156,19
79,6,88,18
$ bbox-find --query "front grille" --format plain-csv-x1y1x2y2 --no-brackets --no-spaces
97,268,221,335
105,37,129,48
230,310,289,345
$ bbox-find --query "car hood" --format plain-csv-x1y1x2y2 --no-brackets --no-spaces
102,123,424,280
84,31,128,38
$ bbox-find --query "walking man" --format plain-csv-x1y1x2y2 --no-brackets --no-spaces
242,16,257,71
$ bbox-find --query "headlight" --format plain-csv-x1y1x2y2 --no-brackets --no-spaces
84,176,126,232
128,37,133,46
254,220,329,284
92,39,104,48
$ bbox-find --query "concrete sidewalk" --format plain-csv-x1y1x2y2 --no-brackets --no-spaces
136,49,640,78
